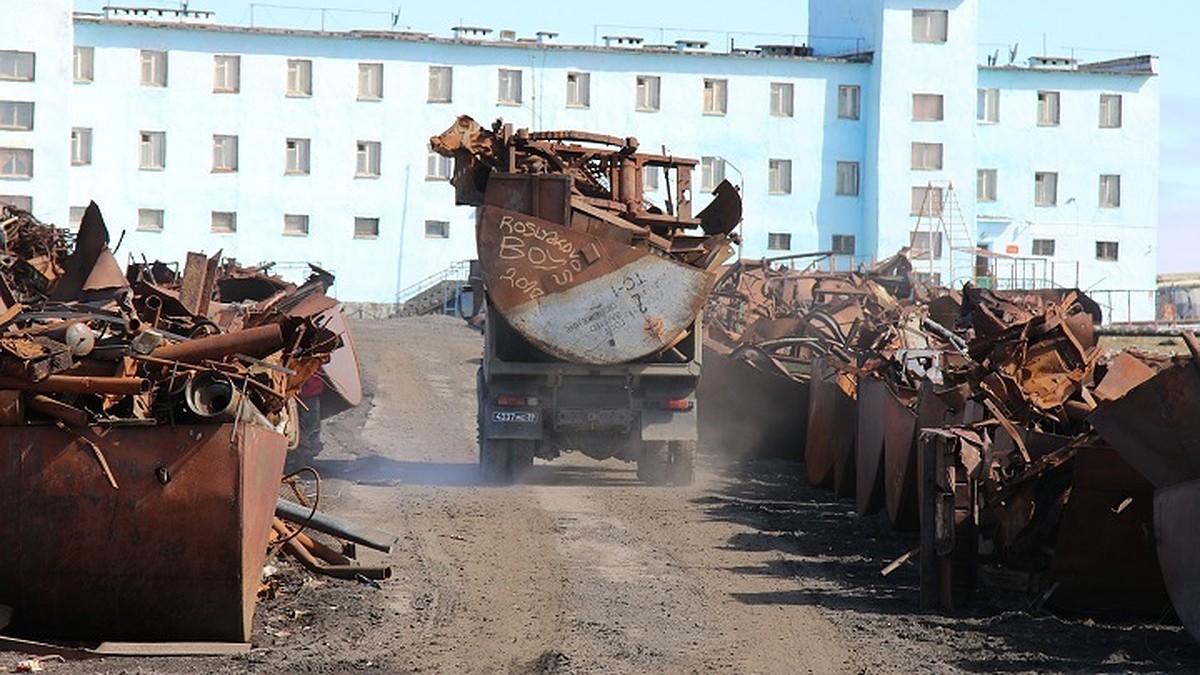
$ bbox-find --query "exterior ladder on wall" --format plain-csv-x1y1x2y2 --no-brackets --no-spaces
912,181,974,288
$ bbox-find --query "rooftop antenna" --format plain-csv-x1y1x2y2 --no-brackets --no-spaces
391,5,400,28
1008,43,1018,64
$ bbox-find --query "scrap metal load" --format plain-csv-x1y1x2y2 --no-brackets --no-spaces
0,202,357,642
431,115,740,364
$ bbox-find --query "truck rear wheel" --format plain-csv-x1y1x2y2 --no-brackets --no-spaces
637,441,671,486
480,438,509,484
669,441,696,486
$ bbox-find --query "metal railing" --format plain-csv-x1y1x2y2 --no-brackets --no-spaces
394,260,473,314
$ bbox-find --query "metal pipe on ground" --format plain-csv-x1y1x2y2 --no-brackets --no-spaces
0,375,150,395
271,520,391,581
151,324,284,364
275,498,398,554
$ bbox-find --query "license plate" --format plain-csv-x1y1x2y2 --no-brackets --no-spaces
493,410,538,423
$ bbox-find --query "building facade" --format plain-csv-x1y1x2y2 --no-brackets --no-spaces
0,0,1159,319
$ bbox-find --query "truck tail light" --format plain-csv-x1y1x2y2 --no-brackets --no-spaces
497,395,538,407
660,398,694,411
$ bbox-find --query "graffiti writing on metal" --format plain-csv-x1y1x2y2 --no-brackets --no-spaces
495,215,587,300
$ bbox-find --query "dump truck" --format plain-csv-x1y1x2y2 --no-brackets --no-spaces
431,116,742,484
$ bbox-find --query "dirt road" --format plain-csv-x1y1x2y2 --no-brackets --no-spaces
25,316,1199,674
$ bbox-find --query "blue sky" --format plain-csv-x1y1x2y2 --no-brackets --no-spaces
83,0,1199,273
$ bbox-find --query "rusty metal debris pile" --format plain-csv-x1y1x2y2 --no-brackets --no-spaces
0,202,371,644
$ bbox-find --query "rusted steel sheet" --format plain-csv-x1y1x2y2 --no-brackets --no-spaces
1154,477,1200,644
1047,446,1167,615
804,356,856,489
0,423,286,642
316,304,362,407
477,205,711,364
698,341,809,460
1090,363,1200,489
883,384,919,530
855,376,888,516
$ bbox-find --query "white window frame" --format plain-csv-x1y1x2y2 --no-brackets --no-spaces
912,9,949,43
0,51,35,82
838,85,860,120
768,159,792,195
355,216,380,239
1099,174,1121,208
911,142,944,171
356,140,381,177
770,82,794,117
643,167,659,192
212,135,238,172
700,156,725,192
73,46,94,83
285,137,310,175
284,214,309,236
1037,90,1060,126
636,75,660,112
1035,171,1058,206
566,72,590,108
703,78,728,115
1096,241,1119,262
912,93,944,121
836,161,860,196
911,186,945,217
0,101,33,131
1032,238,1056,257
977,88,999,123
426,147,452,180
71,127,92,166
2,195,33,212
428,66,452,102
358,62,383,100
909,230,944,259
140,50,167,87
977,169,997,202
424,220,450,239
832,234,856,255
137,208,164,232
213,55,240,93
1100,94,1122,129
211,211,237,234
68,205,86,226
497,69,522,105
767,232,792,251
0,148,32,179
287,59,312,96
139,131,165,170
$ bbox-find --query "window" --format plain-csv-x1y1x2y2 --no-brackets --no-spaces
912,9,949,43
0,148,33,178
137,208,164,232
977,88,999,123
700,156,725,192
73,47,93,83
355,217,380,238
838,85,860,120
358,63,383,100
977,169,997,202
566,72,590,108
287,59,312,96
284,214,309,236
1037,90,1060,126
211,211,237,233
1,195,32,212
636,75,660,112
285,138,310,174
836,161,860,196
1032,238,1056,256
356,141,381,177
71,128,91,165
832,234,856,255
0,51,34,82
767,233,791,251
424,220,449,239
770,82,794,117
428,66,452,102
909,231,944,259
1096,241,1119,262
911,186,944,216
427,147,452,180
1099,174,1121,208
212,135,238,172
768,159,792,195
911,142,943,171
703,78,728,114
643,167,659,192
140,50,167,87
68,205,86,226
213,55,239,93
912,93,943,121
1100,94,1122,129
140,131,165,169
497,69,522,104
1035,171,1058,206
0,101,33,130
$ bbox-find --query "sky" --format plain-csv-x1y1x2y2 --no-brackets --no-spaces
79,0,1200,273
